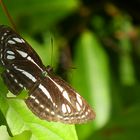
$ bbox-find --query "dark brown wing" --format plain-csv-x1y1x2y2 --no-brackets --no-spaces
1,62,38,95
25,74,95,124
1,69,23,95
0,25,45,94
0,25,44,69
0,25,95,124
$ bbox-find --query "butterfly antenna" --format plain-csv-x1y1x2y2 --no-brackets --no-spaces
0,0,17,31
50,37,54,67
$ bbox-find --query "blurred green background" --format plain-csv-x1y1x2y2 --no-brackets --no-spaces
0,0,140,140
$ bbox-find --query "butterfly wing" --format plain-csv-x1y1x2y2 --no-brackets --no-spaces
0,25,95,124
0,25,45,70
1,69,23,94
26,73,95,124
0,25,45,93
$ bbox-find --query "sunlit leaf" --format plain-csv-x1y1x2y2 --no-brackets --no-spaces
0,125,11,140
74,31,111,127
0,77,78,140
71,30,111,139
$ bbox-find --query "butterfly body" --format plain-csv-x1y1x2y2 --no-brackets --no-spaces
0,25,95,124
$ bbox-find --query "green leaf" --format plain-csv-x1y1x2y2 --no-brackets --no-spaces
0,0,80,31
0,125,11,140
12,130,32,140
0,78,78,140
74,30,111,127
71,30,111,139
119,53,136,86
93,104,140,140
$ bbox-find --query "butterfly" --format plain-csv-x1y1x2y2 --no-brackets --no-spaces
0,25,95,124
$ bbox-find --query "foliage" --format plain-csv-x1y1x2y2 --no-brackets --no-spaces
0,0,140,140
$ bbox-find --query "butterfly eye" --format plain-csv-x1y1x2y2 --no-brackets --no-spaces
0,25,95,124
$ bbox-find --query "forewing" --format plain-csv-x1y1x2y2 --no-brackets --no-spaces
0,25,45,71
1,64,37,95
1,69,23,95
0,25,45,94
